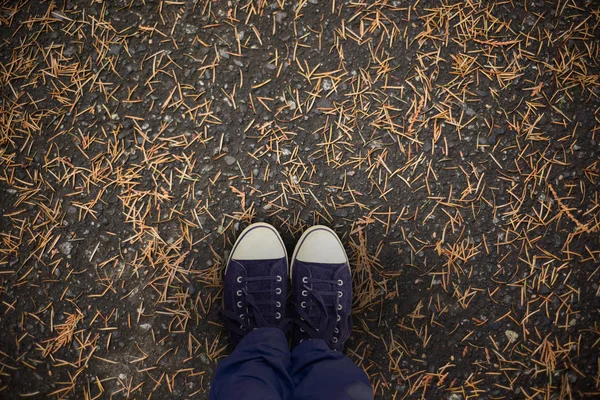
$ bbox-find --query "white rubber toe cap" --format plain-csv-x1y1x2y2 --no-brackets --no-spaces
230,223,286,260
294,225,348,264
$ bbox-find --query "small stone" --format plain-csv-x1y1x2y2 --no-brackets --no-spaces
315,97,333,110
140,323,152,331
58,242,73,256
184,24,198,35
199,353,209,364
275,11,287,24
224,155,237,166
219,48,230,59
505,330,518,343
334,208,349,218
109,44,123,55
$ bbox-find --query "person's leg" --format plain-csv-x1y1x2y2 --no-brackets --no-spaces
291,339,372,400
288,226,374,400
210,223,292,400
210,327,293,400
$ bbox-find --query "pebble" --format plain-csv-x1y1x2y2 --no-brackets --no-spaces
58,242,73,256
140,323,152,331
184,24,198,35
275,11,287,24
315,97,333,109
334,209,349,218
224,155,237,166
109,44,123,55
219,48,230,59
505,330,518,343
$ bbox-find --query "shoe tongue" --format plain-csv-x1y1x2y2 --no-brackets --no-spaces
299,261,345,308
298,261,344,283
238,258,284,311
238,258,281,276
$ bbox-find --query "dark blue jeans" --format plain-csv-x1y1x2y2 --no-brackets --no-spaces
210,328,373,400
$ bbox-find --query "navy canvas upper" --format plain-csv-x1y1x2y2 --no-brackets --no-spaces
222,257,288,348
291,259,352,351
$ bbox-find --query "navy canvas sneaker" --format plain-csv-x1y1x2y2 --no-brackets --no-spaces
221,223,288,348
290,225,352,351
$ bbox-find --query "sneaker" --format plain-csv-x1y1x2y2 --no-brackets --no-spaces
221,222,288,348
290,225,352,351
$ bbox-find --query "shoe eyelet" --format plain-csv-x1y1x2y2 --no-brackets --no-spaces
334,328,339,333
240,325,245,330
237,276,243,283
237,301,243,308
300,327,305,332
236,290,243,297
302,277,308,284
302,290,308,297
337,279,343,286
276,301,281,308
337,291,343,298
337,315,341,321
239,314,245,319
301,301,306,308
337,304,343,310
275,288,282,295
275,312,281,319
332,337,338,343
276,275,282,282
300,317,305,321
